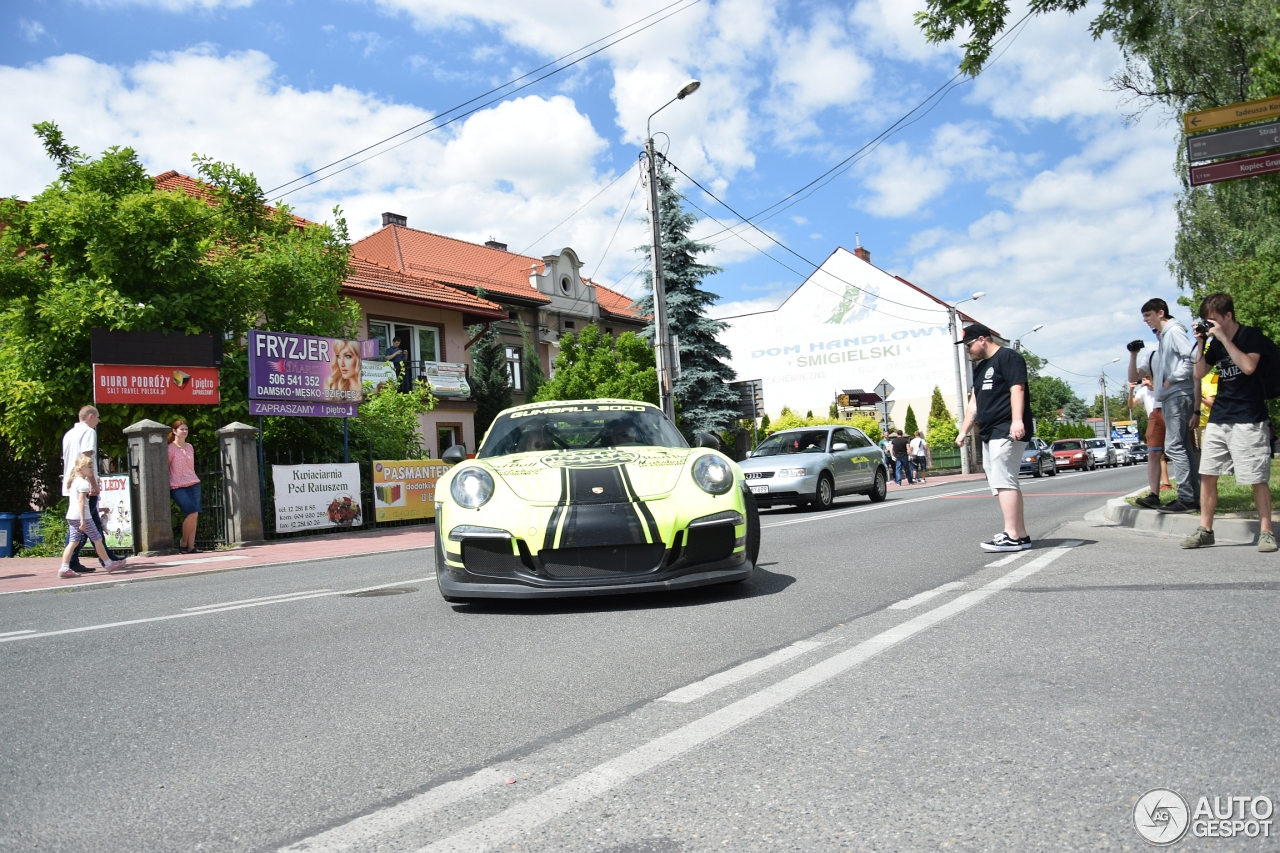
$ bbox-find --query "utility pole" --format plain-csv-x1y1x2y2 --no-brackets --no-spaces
947,291,985,475
641,79,700,422
642,137,674,420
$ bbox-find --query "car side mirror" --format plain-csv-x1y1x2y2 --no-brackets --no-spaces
832,442,848,451
442,444,468,465
744,450,754,458
695,432,721,449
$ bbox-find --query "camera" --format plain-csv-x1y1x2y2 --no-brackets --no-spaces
1194,320,1214,336
1126,339,1145,353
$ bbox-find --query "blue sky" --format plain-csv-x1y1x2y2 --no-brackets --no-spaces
2,0,1188,396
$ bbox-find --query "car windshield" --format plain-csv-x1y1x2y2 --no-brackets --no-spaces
753,430,830,457
1055,440,1084,450
1086,439,1105,448
477,403,687,458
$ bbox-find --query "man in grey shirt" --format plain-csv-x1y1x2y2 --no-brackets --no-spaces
1142,298,1199,512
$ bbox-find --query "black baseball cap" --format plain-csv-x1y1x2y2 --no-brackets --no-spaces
955,323,994,345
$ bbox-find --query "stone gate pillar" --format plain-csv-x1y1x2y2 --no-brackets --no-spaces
123,419,177,555
217,422,266,547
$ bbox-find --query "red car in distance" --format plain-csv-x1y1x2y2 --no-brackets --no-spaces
1051,438,1095,471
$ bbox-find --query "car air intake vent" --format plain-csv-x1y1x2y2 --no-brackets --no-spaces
744,471,774,479
683,525,736,565
462,539,524,577
541,544,665,578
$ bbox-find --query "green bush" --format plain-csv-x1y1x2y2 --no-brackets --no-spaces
761,412,882,443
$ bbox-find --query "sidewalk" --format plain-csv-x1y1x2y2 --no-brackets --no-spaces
887,471,987,490
1099,487,1274,543
0,525,435,596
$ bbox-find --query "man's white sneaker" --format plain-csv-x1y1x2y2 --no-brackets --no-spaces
981,532,1024,552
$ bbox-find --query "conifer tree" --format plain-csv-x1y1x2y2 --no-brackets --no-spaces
468,323,511,441
635,161,739,436
903,405,919,435
926,386,958,446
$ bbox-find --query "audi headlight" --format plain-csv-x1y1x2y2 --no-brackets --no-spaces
450,467,495,508
692,454,734,495
777,467,808,478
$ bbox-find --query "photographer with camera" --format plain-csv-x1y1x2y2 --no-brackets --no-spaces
1141,298,1199,514
1127,338,1166,508
1180,292,1276,552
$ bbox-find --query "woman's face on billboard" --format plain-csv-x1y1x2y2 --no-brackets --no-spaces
337,346,358,379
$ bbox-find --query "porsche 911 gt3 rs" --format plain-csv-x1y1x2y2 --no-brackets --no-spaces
433,399,760,600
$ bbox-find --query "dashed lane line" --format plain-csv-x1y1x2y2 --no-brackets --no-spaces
183,589,333,611
888,581,967,610
658,640,826,703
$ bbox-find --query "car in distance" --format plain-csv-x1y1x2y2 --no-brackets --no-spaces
1020,437,1057,478
1085,437,1118,468
1051,438,1094,471
433,399,758,601
738,426,888,510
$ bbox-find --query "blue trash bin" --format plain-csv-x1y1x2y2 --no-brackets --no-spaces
20,511,44,549
0,512,15,558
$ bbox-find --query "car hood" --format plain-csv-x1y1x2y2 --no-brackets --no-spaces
482,447,693,504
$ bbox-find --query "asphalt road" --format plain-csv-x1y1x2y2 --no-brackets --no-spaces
2,465,1278,852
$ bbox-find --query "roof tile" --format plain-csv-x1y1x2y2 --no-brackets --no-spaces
343,255,507,320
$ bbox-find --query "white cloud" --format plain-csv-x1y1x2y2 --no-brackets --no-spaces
0,48,653,283
74,0,254,8
348,31,386,58
18,19,47,42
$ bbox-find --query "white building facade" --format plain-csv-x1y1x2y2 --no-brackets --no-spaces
718,246,986,429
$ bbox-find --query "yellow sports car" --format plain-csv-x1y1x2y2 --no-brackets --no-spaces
434,399,759,600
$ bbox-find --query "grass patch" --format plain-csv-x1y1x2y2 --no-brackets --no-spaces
1124,459,1279,515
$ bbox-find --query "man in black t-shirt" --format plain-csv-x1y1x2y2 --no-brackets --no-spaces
955,323,1035,552
889,430,915,485
1181,292,1276,552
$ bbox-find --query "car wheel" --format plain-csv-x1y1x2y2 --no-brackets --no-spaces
1049,463,1058,476
810,473,835,511
744,489,761,567
1033,460,1043,478
867,467,888,503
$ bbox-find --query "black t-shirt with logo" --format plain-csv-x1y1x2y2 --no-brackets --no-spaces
1205,324,1269,425
972,346,1035,441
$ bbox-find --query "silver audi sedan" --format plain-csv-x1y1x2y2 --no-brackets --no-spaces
739,426,889,510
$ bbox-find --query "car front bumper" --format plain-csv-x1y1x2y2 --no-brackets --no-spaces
743,472,817,506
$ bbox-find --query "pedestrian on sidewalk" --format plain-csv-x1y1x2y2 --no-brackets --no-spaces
910,430,929,483
60,455,125,578
1181,293,1277,552
168,419,203,554
1142,298,1200,514
1128,360,1166,508
890,430,914,485
60,405,121,573
955,323,1034,552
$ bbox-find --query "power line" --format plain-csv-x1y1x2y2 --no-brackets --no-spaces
271,0,703,201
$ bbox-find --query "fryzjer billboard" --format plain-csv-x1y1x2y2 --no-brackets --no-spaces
249,331,379,408
93,365,221,405
717,247,977,426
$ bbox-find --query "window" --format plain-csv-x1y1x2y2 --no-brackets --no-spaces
564,320,575,329
368,320,440,362
437,426,459,457
848,429,873,448
505,346,523,391
560,276,572,295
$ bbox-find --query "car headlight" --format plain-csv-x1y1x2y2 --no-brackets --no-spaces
450,467,495,508
777,467,808,478
1073,452,1084,459
692,454,734,495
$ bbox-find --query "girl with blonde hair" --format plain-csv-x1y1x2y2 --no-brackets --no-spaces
60,455,125,578
325,339,363,400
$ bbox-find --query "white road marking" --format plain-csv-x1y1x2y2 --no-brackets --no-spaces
388,542,1084,853
183,590,332,611
277,768,508,853
658,640,825,704
0,629,35,637
761,485,992,528
0,577,436,644
887,581,967,610
985,551,1030,568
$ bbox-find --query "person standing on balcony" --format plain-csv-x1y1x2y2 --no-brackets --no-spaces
168,419,202,554
387,335,410,393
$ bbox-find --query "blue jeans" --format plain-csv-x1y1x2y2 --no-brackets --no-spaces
894,457,914,484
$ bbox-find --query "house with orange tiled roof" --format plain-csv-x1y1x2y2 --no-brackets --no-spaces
153,171,512,454
352,213,647,408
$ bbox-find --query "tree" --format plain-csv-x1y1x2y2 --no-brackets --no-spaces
828,402,839,419
534,324,658,405
762,411,882,442
468,323,511,441
903,405,919,435
925,386,959,446
1064,397,1091,422
518,320,546,403
0,124,360,463
635,161,739,436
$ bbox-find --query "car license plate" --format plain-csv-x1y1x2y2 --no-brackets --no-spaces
749,485,769,494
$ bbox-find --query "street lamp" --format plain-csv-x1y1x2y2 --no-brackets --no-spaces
948,291,984,475
643,79,700,421
1013,324,1044,353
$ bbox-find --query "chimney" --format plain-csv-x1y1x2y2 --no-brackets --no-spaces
854,246,871,263
484,238,508,251
381,212,407,228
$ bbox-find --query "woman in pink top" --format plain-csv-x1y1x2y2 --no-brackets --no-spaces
168,419,202,553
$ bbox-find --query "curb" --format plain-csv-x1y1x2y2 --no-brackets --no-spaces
1102,488,1265,543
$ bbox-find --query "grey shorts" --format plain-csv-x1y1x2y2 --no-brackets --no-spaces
983,438,1026,494
1200,421,1272,484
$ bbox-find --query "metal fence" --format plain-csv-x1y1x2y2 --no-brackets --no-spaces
259,442,433,541
928,445,963,474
